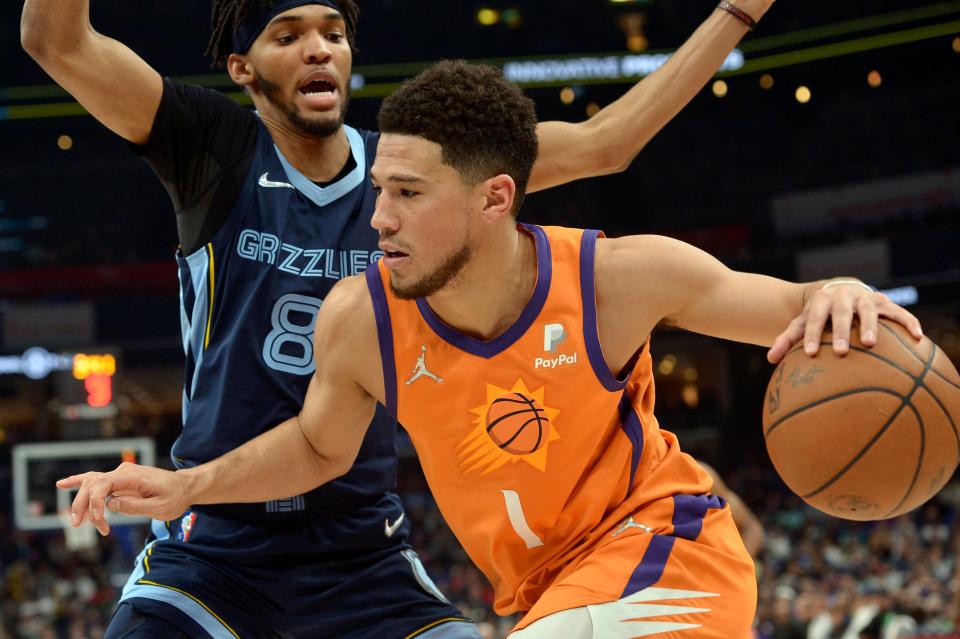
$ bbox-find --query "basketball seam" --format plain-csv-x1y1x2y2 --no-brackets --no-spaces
801,338,936,505
880,398,926,519
878,323,960,392
765,387,903,437
915,381,960,458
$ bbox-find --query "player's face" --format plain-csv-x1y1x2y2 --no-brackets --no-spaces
370,135,480,300
246,5,352,138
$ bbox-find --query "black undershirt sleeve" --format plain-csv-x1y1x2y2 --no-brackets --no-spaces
131,78,259,256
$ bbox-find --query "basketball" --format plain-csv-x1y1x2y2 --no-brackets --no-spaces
486,393,548,455
763,319,960,521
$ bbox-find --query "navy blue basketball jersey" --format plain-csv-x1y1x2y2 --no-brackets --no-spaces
141,80,395,521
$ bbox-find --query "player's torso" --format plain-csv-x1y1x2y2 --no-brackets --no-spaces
369,224,710,611
176,124,398,518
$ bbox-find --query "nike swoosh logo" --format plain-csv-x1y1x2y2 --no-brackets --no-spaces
385,512,405,538
258,173,295,189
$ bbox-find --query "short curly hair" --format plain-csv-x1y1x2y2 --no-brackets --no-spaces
206,0,361,68
377,60,539,215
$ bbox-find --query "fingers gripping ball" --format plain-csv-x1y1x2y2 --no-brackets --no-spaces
763,319,960,521
486,392,549,455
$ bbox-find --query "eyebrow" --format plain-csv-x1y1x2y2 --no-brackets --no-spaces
371,173,425,184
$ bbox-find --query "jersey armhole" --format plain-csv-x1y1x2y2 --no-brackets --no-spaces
365,264,399,417
580,229,627,392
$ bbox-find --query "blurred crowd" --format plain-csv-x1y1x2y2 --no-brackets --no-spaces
0,460,957,639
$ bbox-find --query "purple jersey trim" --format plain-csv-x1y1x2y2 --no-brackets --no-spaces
414,224,552,359
579,229,626,392
621,534,676,598
672,493,725,542
365,263,398,417
617,392,645,495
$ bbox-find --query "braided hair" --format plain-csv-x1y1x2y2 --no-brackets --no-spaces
205,0,361,68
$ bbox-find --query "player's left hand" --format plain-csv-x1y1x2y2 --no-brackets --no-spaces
56,462,191,536
767,281,923,364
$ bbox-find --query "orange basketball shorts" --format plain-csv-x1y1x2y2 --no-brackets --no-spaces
512,494,757,638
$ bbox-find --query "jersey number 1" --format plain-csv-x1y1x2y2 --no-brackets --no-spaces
501,490,544,549
263,294,322,375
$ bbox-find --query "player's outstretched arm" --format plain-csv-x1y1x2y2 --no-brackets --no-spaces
527,0,774,193
57,277,381,535
594,235,923,371
21,0,162,144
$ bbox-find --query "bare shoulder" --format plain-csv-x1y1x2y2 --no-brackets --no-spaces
314,274,384,399
593,235,686,312
595,234,690,273
317,275,377,345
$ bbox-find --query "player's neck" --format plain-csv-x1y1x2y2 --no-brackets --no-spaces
262,118,352,183
426,226,537,341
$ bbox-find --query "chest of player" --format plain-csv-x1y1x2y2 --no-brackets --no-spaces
393,307,624,484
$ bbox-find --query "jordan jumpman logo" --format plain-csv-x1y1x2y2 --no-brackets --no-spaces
406,345,443,385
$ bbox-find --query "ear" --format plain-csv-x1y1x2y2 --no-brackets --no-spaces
479,174,517,223
226,53,256,88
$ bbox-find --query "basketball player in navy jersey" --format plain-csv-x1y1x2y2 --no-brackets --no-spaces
23,0,776,636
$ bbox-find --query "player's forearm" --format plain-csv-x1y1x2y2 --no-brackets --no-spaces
177,417,350,506
587,1,773,172
21,0,93,57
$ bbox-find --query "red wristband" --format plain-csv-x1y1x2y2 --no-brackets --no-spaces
717,1,758,30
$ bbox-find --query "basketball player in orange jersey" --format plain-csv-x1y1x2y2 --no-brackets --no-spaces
61,61,924,637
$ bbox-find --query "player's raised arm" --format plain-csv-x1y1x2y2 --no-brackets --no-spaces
20,0,162,144
593,235,924,373
528,0,774,192
57,276,382,535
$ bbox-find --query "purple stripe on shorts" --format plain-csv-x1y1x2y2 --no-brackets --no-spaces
618,392,644,494
672,493,725,542
365,263,398,417
621,534,676,598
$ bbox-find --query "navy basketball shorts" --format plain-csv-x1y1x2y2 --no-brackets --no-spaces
105,493,476,638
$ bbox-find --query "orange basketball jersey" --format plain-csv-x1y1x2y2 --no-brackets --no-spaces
365,225,718,618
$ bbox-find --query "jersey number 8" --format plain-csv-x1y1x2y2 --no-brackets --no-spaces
262,294,323,375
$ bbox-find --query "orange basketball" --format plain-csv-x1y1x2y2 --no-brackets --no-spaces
486,392,549,455
763,319,960,521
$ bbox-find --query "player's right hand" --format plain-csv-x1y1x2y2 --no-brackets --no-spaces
56,463,191,536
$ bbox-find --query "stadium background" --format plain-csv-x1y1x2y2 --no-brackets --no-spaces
0,0,958,636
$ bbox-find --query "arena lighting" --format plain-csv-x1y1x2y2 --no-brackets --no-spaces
795,85,812,103
559,87,576,104
0,348,116,380
867,69,883,88
759,73,775,89
502,50,744,84
477,8,499,26
56,134,73,150
952,35,960,52
586,102,601,117
879,286,919,307
712,80,729,98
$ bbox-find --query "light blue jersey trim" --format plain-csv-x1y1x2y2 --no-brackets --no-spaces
121,584,236,639
184,248,211,400
121,520,169,595
274,125,366,206
120,521,235,638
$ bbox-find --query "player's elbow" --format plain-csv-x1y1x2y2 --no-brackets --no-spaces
19,18,47,58
20,13,85,63
322,451,355,482
584,119,646,176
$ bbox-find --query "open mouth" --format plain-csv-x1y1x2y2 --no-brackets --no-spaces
384,250,408,259
299,79,337,97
